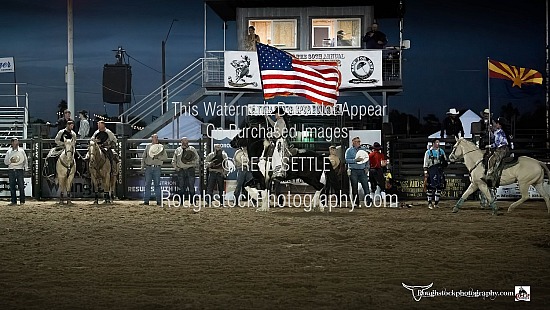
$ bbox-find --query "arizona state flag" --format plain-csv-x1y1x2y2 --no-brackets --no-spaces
488,59,543,99
488,59,543,88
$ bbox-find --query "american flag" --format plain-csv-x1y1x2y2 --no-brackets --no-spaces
256,43,341,106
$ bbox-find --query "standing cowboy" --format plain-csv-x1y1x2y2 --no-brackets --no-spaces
345,137,372,207
441,108,464,139
205,144,229,206
171,137,199,204
4,137,29,206
141,134,167,206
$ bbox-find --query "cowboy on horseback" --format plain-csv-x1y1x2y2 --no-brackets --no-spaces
88,120,119,175
481,117,511,188
47,120,77,159
265,107,290,179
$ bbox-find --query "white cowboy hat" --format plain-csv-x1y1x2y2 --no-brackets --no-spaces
10,153,25,166
355,150,369,165
483,108,490,114
446,108,460,115
148,144,164,158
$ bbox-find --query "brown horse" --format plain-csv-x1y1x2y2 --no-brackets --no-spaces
56,137,76,204
87,140,118,204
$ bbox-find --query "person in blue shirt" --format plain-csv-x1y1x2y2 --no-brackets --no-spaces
345,137,372,207
423,138,448,209
481,117,510,188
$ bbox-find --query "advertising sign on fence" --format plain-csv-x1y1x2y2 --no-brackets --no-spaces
0,177,32,197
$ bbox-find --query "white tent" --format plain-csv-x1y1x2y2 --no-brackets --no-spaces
429,109,481,140
156,114,203,140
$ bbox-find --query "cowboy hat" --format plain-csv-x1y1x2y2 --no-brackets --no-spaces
355,150,369,165
148,144,164,158
181,148,196,162
372,142,382,150
9,153,25,166
482,108,490,115
446,108,460,115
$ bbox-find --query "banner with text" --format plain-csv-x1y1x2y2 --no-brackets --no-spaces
224,50,383,90
0,57,15,73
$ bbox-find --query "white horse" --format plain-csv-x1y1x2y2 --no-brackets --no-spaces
448,137,550,215
56,136,76,204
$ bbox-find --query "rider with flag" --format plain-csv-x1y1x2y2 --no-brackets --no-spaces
265,106,289,179
481,117,510,188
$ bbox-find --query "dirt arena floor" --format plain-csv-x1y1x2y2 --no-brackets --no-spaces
1,198,549,310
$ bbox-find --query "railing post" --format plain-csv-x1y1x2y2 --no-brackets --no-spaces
117,138,126,199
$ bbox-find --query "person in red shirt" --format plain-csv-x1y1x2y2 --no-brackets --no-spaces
368,142,387,200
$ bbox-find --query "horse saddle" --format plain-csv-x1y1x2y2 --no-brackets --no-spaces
502,156,519,169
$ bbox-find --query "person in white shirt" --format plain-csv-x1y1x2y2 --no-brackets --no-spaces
4,137,29,205
77,110,90,139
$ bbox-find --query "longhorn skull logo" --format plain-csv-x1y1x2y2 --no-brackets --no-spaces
401,282,434,301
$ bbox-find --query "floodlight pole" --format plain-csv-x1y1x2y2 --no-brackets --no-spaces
161,19,178,115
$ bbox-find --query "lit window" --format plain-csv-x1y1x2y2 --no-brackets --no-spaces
249,19,297,49
311,18,361,48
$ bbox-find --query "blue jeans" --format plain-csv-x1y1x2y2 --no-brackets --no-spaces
8,169,25,204
234,169,253,203
349,168,370,205
144,166,161,204
206,171,225,204
177,167,196,201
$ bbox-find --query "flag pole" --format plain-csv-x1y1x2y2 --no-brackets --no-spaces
546,0,549,149
487,57,491,139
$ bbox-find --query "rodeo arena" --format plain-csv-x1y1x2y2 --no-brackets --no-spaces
1,0,550,309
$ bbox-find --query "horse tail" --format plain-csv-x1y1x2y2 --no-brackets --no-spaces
539,161,550,188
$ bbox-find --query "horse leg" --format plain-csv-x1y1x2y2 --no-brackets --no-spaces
508,181,530,212
313,190,324,212
257,189,269,212
452,182,479,213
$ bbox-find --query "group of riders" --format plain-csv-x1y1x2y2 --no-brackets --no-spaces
47,119,119,178
425,108,513,207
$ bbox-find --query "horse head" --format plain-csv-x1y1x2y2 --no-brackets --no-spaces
62,136,75,160
449,137,479,162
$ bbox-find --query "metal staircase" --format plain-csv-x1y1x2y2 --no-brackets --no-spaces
120,55,224,139
0,83,28,141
